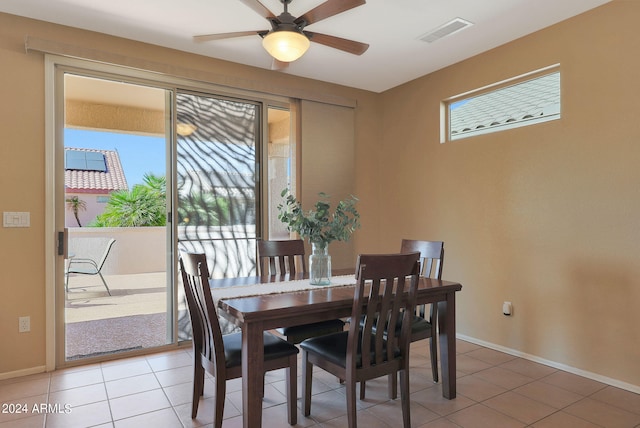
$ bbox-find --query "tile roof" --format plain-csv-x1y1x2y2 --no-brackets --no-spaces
65,148,128,192
450,72,560,139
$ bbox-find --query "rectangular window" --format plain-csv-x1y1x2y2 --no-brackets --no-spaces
444,66,560,142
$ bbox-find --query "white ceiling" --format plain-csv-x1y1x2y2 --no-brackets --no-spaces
2,0,611,93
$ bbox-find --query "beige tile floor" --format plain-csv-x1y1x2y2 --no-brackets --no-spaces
1,339,639,428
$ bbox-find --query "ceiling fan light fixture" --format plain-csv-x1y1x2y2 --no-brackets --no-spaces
176,123,197,136
262,29,310,62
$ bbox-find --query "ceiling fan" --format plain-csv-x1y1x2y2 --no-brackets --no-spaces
194,0,369,69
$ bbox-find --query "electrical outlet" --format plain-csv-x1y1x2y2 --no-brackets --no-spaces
502,302,513,316
19,316,30,333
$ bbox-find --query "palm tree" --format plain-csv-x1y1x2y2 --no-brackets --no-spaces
65,196,87,227
92,173,166,227
141,173,166,196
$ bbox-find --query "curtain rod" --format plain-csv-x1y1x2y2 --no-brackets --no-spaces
25,36,357,109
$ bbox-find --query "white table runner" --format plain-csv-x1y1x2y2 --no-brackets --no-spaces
214,274,357,304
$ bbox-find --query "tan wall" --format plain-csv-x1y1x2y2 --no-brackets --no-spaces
0,13,380,375
301,101,357,270
378,1,640,388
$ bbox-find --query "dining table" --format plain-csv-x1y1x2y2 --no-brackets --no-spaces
211,268,463,428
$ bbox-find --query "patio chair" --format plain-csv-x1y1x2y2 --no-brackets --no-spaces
65,238,116,296
180,251,299,426
257,239,345,344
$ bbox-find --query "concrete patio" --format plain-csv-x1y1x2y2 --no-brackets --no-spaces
64,272,176,359
65,271,168,322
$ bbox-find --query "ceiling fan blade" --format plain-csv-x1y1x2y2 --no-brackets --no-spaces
193,31,263,43
271,59,290,71
295,0,366,26
239,0,276,20
305,32,369,55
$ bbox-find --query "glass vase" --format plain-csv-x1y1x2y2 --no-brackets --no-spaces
309,242,331,285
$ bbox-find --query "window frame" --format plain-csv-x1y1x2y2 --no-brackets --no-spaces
442,64,561,143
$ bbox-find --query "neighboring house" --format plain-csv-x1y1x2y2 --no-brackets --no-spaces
65,147,128,227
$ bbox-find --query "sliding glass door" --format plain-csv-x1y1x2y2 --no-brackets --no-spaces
51,58,290,366
174,92,261,340
175,92,260,277
60,73,173,363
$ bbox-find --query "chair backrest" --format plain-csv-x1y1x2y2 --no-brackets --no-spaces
180,252,225,371
257,239,307,276
350,252,421,371
96,239,117,271
400,239,443,279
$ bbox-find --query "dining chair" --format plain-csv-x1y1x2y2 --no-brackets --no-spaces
65,238,116,296
400,239,444,383
180,251,299,427
301,252,421,428
359,240,444,399
257,239,345,344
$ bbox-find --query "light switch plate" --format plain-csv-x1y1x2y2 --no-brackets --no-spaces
3,212,31,228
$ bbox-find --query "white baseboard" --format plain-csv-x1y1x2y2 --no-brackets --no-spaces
457,334,640,395
0,366,47,381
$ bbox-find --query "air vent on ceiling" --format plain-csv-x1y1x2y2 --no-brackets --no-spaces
419,18,473,43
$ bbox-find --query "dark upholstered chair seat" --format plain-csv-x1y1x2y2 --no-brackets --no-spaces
223,332,299,368
276,319,346,345
300,331,400,369
409,314,432,337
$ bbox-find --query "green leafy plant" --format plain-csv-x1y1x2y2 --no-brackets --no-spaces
91,173,166,227
277,189,361,249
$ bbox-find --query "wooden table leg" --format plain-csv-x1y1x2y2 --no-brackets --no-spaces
242,320,264,428
438,292,457,399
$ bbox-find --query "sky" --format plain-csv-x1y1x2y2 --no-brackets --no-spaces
65,129,166,187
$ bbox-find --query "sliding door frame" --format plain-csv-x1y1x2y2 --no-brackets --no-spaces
44,54,291,369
